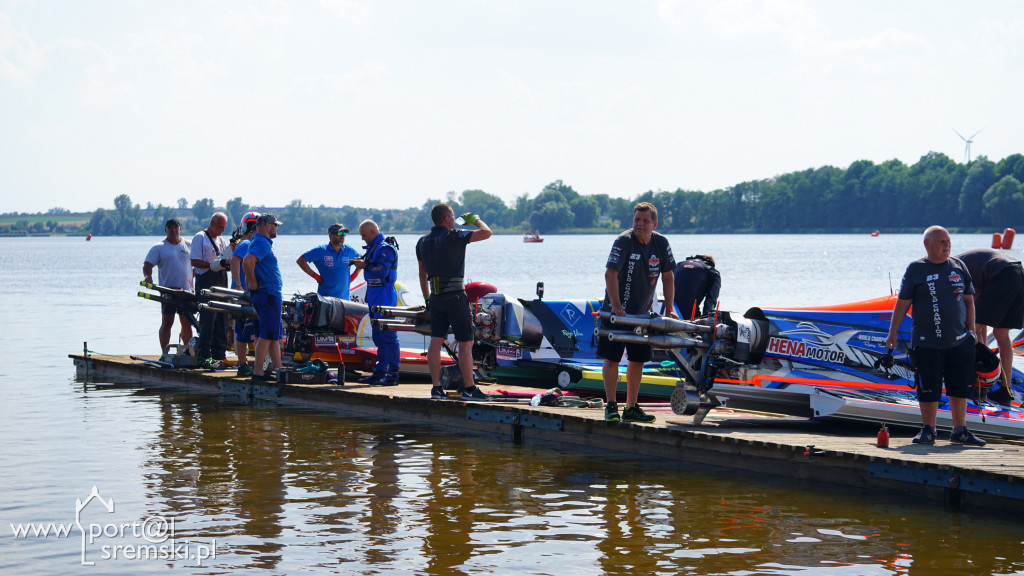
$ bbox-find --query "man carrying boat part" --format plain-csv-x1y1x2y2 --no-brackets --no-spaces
673,254,721,320
956,247,1024,405
885,225,985,446
297,223,360,300
352,219,400,385
416,204,492,400
190,212,231,370
143,218,194,353
230,211,260,377
598,202,676,423
243,213,284,382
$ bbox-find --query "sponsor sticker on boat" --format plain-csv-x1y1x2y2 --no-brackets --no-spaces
496,346,521,360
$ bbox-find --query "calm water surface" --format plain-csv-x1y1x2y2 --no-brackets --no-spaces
2,233,1022,575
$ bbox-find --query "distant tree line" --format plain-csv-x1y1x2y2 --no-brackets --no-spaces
68,151,1024,236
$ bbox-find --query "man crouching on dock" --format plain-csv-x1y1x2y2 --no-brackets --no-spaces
598,202,676,424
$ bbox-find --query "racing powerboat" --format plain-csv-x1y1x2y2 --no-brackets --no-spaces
459,289,1024,437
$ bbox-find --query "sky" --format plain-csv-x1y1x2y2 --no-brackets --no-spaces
2,0,1023,214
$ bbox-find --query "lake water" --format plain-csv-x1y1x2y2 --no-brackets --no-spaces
2,233,1023,575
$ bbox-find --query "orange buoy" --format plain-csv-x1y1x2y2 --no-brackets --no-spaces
85,234,92,241
1002,228,1015,250
870,230,880,237
992,232,1003,249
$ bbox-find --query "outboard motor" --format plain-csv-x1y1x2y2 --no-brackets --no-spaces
285,293,368,333
474,293,544,348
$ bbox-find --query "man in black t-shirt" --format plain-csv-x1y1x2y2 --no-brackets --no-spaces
416,203,492,401
956,247,1024,402
598,202,676,424
886,226,985,446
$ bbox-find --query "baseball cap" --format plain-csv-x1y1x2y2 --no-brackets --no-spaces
328,223,349,236
165,218,182,228
257,213,283,226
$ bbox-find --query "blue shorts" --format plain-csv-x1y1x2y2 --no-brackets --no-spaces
428,291,474,341
234,317,258,344
912,337,975,402
251,289,283,340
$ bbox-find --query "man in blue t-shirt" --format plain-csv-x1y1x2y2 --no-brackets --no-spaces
230,211,260,377
886,225,985,446
297,223,360,299
243,213,284,381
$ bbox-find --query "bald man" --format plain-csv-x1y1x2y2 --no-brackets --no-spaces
191,212,230,369
886,225,984,446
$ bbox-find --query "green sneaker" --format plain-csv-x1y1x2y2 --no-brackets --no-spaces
621,404,656,424
604,401,620,422
200,357,225,370
236,363,253,377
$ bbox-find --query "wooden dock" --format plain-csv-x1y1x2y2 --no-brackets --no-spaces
70,352,1024,515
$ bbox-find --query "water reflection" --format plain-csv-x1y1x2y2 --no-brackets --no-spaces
57,380,1024,575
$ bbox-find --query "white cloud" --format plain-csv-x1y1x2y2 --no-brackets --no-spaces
221,0,293,34
287,59,389,104
316,0,373,25
972,9,1024,63
0,11,45,86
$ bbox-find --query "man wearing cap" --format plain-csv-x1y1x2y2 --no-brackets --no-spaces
190,212,231,369
243,213,284,381
143,218,194,352
352,219,400,385
297,223,360,300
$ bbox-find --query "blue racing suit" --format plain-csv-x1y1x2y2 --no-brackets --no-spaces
363,234,400,374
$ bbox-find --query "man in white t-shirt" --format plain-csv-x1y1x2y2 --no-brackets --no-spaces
190,212,230,369
143,218,194,352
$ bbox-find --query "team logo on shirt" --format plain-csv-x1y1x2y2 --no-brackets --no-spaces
324,255,335,267
648,256,660,269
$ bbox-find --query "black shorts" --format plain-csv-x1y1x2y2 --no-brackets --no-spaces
975,264,1024,329
911,337,975,402
161,301,189,317
428,291,474,341
596,319,653,363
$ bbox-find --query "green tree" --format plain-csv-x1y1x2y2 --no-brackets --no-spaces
192,198,215,223
460,189,510,227
958,159,997,227
540,180,579,204
88,208,118,235
113,194,142,235
570,196,599,228
528,201,574,233
225,197,248,228
996,153,1024,183
982,176,1024,227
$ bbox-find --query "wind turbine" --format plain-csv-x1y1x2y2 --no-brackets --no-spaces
953,128,984,163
